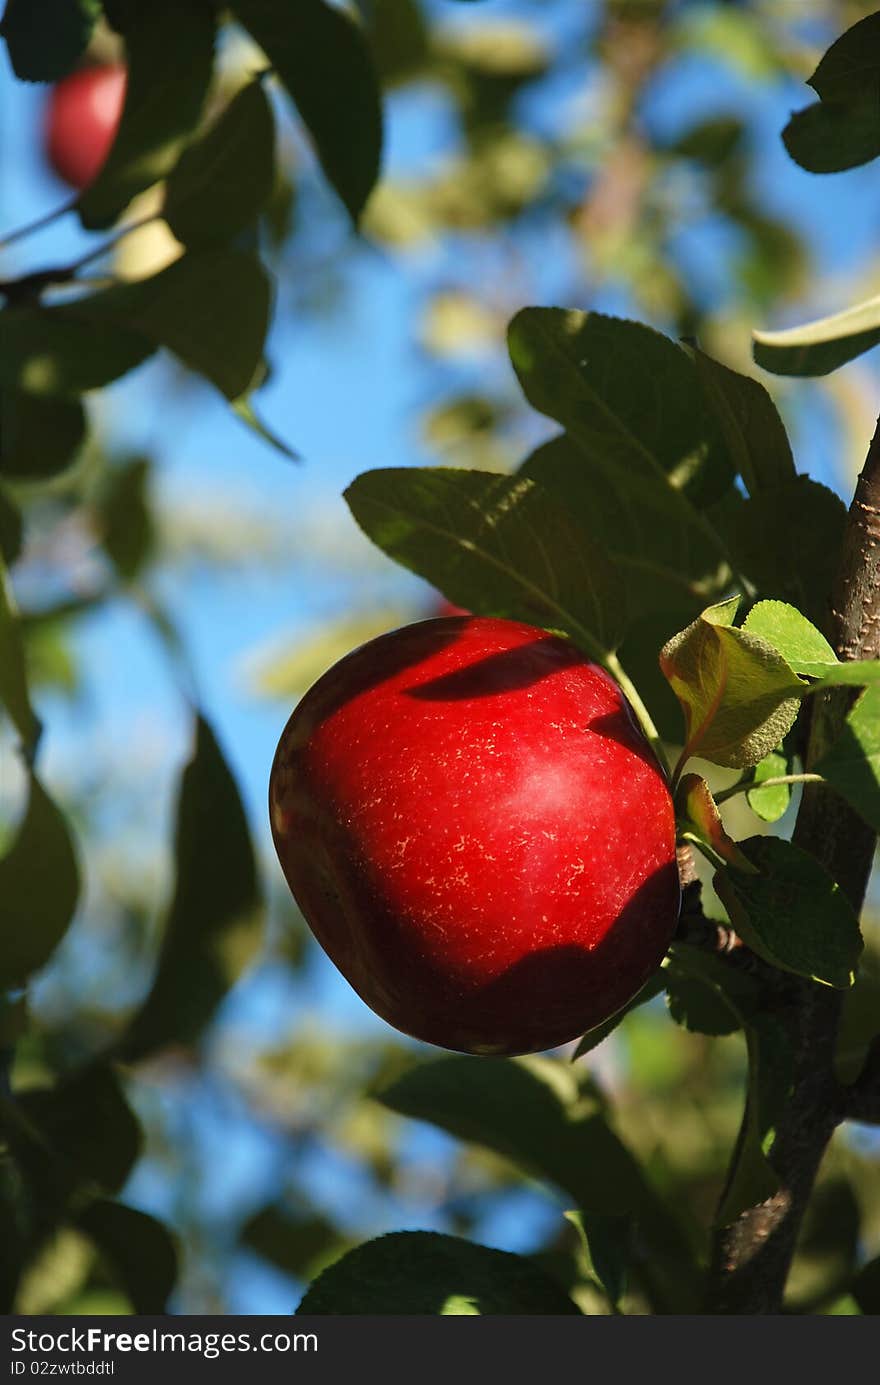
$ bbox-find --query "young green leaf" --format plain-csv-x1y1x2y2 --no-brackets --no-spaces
75,1200,177,1314
1,0,99,82
714,836,863,988
0,775,79,989
296,1231,580,1315
747,749,791,823
508,308,735,508
676,772,757,872
78,0,216,229
710,478,846,629
164,81,276,247
0,390,86,481
344,467,627,657
0,556,40,756
814,684,880,834
691,349,795,497
714,1013,793,1227
754,294,880,377
117,714,263,1061
742,600,837,676
659,598,805,768
232,0,382,224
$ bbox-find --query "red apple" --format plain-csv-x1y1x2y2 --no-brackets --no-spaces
44,64,126,190
269,615,679,1055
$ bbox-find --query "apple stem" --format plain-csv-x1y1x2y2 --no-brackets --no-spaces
713,772,824,806
0,196,78,249
605,651,669,777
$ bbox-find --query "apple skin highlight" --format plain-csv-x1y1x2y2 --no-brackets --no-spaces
44,64,126,190
270,616,680,1055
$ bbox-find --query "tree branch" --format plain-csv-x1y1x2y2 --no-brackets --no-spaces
704,416,880,1313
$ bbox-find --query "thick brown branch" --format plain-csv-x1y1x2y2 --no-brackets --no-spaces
704,416,880,1314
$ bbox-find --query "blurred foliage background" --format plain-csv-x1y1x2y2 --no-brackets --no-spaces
2,0,880,1314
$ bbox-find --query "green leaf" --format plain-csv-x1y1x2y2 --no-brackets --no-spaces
344,467,626,657
19,1065,141,1194
78,0,216,229
118,713,262,1061
296,1231,580,1315
164,80,276,247
807,12,880,101
0,488,22,566
96,457,155,583
1,0,99,82
676,772,757,872
232,395,299,461
852,1256,880,1315
508,307,735,509
659,598,805,768
783,95,880,175
233,0,382,224
754,294,880,377
836,946,880,1084
747,750,791,823
0,390,86,481
690,349,795,496
243,1204,347,1281
0,302,153,397
519,432,728,617
565,1209,631,1309
0,775,79,989
715,1012,793,1226
714,836,863,988
378,1056,643,1215
71,249,271,401
75,1200,177,1314
815,684,880,834
664,942,758,1036
0,555,40,755
742,601,838,676
368,0,429,87
711,478,846,628
571,972,665,1060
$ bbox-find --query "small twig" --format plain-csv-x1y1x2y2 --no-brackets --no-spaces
713,773,824,806
0,196,77,249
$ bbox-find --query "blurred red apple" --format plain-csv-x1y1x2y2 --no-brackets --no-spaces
269,615,679,1055
44,63,126,190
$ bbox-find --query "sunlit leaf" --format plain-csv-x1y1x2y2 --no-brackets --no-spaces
742,601,838,676
676,773,757,872
747,749,791,823
754,295,880,377
815,684,880,834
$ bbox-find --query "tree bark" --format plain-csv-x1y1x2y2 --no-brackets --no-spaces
704,417,880,1313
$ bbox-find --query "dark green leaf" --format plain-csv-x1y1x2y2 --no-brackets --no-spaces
1,0,99,82
783,96,880,175
296,1231,580,1315
164,81,276,247
508,307,735,509
0,389,86,481
76,1200,177,1313
0,555,40,755
715,1013,793,1226
659,597,805,768
71,249,271,401
753,295,880,377
243,1205,347,1280
565,1209,631,1309
852,1256,880,1314
345,466,626,657
0,302,153,397
232,395,299,461
0,487,22,566
19,1065,140,1194
664,942,759,1036
815,684,880,834
571,972,665,1059
691,349,795,496
96,457,155,582
233,0,382,223
0,775,79,988
118,713,262,1061
78,0,216,229
747,749,791,823
714,836,863,988
808,12,880,101
712,479,846,628
668,115,744,167
519,433,728,618
368,0,429,87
